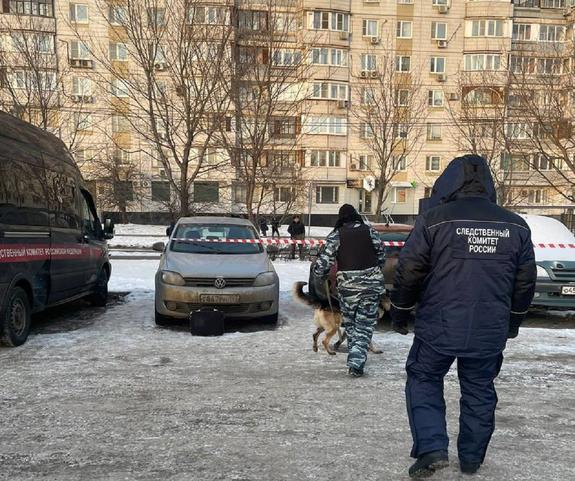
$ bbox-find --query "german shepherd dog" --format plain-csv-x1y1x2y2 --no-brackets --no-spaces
292,282,382,356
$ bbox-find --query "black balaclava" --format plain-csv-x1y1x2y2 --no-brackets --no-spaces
334,204,363,230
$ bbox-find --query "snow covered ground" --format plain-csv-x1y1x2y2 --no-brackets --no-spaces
1,258,575,480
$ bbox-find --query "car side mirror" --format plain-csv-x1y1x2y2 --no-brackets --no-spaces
152,241,166,252
103,218,114,240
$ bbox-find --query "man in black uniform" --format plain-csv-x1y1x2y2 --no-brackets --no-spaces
314,204,385,376
391,155,536,477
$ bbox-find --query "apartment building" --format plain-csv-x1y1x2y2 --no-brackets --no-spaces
0,0,574,224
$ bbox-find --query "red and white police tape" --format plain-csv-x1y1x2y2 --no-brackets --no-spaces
172,238,575,248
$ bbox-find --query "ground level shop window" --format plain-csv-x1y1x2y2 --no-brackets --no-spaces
316,185,339,204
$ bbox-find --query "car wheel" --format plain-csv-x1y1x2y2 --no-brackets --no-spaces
261,312,279,325
155,309,174,327
0,286,32,347
89,269,109,307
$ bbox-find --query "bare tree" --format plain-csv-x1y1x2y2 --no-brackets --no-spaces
350,45,427,220
217,0,311,222
506,41,575,204
0,11,88,151
69,0,235,218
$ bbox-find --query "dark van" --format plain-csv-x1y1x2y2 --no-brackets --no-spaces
0,112,114,347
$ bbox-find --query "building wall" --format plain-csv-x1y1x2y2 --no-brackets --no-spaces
1,0,574,225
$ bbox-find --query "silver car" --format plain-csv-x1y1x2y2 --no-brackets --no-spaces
153,217,279,325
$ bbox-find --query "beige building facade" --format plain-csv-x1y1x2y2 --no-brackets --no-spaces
1,0,574,224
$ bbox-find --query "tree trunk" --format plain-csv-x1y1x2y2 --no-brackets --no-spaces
179,165,189,218
375,183,386,222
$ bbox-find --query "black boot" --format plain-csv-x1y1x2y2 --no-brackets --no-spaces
409,450,449,478
460,462,481,475
348,367,364,377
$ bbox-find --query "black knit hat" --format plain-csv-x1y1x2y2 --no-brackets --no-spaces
335,204,363,230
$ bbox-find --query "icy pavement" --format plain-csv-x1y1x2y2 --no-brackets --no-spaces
1,260,575,481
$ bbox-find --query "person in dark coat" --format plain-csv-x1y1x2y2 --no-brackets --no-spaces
391,155,536,478
271,217,281,238
259,217,269,237
287,215,305,259
314,204,385,376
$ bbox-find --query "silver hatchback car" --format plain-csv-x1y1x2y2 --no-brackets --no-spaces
153,217,279,325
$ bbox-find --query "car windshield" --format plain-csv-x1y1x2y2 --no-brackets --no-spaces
380,232,410,258
170,223,263,255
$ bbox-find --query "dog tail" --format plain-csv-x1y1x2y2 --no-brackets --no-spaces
292,281,323,309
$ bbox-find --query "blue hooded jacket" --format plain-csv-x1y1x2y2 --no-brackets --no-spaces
392,155,537,357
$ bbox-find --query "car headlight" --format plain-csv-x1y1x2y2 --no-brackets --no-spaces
161,270,186,286
254,272,277,287
536,266,550,279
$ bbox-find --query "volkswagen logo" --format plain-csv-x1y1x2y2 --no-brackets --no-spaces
214,277,226,289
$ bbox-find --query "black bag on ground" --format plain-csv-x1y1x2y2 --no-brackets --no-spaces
189,308,225,336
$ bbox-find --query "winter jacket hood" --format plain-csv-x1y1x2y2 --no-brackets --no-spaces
421,155,497,213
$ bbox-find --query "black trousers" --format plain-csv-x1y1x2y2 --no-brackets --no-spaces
405,337,503,464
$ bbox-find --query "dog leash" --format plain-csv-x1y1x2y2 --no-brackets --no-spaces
324,279,335,313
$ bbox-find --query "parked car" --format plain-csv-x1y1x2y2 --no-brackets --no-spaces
0,112,114,347
308,223,413,314
521,214,575,310
154,217,280,325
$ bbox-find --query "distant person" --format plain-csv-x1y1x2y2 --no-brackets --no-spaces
166,221,175,237
287,215,305,259
391,155,537,478
259,217,269,237
271,217,281,238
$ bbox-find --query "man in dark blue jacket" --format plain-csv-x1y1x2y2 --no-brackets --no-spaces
391,155,536,478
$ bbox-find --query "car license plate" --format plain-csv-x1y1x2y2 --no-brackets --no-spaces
561,286,575,296
200,294,240,304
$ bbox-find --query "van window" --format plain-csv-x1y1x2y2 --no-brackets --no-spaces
79,190,99,238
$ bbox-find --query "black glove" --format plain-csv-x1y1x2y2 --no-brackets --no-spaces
390,304,411,335
508,312,524,339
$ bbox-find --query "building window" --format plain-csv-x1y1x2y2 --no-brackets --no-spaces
512,24,533,41
363,19,379,37
316,185,339,204
464,54,501,71
537,58,563,75
9,0,53,17
430,56,446,74
359,190,372,214
428,89,444,107
361,53,377,72
394,155,407,171
470,19,504,37
361,87,375,105
272,49,302,67
539,25,565,42
147,7,166,27
395,55,411,72
360,122,375,139
193,182,219,203
109,5,126,25
305,116,347,135
541,0,566,8
70,41,90,60
273,12,298,32
311,82,349,100
397,21,412,39
309,11,349,32
112,114,129,133
111,79,129,97
274,187,295,203
70,3,88,23
500,153,530,171
151,181,170,202
232,184,247,203
269,117,300,139
189,6,229,25
72,76,92,96
114,181,134,202
393,187,407,204
309,150,342,167
311,48,348,67
74,112,92,131
533,154,562,171
238,10,268,31
432,22,447,40
427,124,442,141
426,155,441,171
358,154,373,170
109,42,128,61
396,89,410,106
